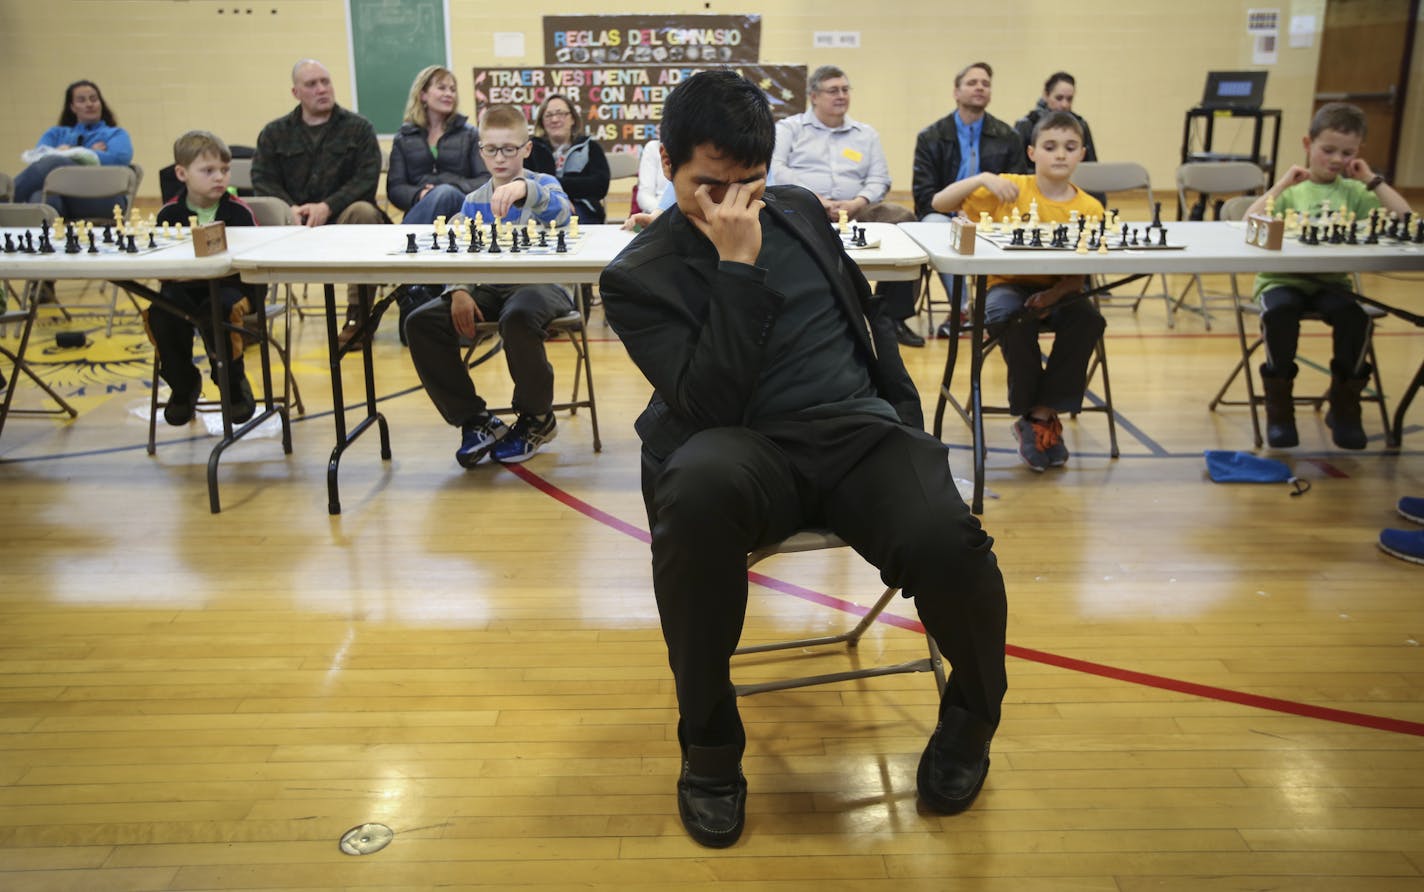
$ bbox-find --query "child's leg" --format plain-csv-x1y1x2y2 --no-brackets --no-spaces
150,284,203,396
497,285,576,418
1310,287,1370,376
983,284,1041,418
1259,287,1306,376
1039,298,1107,415
1311,287,1372,449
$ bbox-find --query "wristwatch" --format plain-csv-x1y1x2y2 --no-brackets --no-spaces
1366,174,1386,191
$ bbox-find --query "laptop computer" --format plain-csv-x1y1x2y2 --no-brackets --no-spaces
1199,71,1268,110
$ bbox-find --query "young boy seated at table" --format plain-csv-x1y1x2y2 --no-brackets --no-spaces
1245,102,1412,450
935,110,1105,471
404,103,574,467
150,130,261,426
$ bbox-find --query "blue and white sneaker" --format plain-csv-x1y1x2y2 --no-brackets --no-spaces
1398,496,1424,525
1378,528,1424,566
455,413,508,468
491,413,557,464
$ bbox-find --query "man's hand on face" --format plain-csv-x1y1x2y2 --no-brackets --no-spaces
690,180,765,266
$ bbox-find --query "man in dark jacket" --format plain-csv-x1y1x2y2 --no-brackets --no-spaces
253,59,387,344
600,70,1008,849
911,62,1027,335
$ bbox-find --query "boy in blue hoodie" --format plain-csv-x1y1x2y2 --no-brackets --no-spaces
405,104,574,467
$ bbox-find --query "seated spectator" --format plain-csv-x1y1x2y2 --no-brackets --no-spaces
635,138,671,214
527,94,610,224
1013,72,1097,170
387,65,489,226
772,64,921,346
13,80,134,218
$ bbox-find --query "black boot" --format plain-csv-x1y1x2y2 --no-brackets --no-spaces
1325,362,1370,450
1259,363,1298,448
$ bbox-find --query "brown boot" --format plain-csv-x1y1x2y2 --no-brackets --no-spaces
1259,363,1297,448
1325,362,1369,450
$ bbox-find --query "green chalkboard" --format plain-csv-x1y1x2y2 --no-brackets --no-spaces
346,0,449,135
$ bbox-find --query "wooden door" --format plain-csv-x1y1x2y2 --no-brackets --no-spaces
1313,0,1418,178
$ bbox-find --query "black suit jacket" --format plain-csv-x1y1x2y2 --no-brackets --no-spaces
598,184,924,463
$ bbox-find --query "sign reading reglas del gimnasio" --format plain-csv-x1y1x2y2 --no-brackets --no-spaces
471,64,806,156
542,14,762,65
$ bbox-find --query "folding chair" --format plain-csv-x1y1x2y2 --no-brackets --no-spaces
1071,161,1176,326
1208,288,1392,449
1174,162,1264,329
936,295,1120,465
0,202,79,440
461,283,601,451
733,529,947,697
39,165,145,335
603,151,641,224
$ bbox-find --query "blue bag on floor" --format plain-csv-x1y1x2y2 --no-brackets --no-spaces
1204,450,1310,495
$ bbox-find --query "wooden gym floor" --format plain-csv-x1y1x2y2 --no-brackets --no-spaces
1,211,1423,890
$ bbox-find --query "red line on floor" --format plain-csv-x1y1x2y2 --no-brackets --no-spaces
506,463,1424,738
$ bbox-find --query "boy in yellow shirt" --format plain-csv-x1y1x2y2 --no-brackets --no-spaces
937,110,1105,471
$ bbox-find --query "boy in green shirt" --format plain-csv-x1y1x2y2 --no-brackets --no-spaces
1247,103,1411,449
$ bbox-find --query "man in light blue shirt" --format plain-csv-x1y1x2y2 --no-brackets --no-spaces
772,66,922,346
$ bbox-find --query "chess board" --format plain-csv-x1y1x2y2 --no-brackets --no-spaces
1,226,191,259
976,223,1186,252
387,226,589,258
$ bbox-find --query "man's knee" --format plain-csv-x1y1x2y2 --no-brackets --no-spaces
651,430,770,526
335,201,384,225
404,297,451,345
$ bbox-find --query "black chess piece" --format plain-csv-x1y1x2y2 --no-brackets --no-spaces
555,231,568,253
1157,227,1167,247
446,230,458,253
405,232,418,254
126,234,138,253
1151,201,1162,229
39,231,55,254
148,231,157,250
467,232,480,253
521,229,531,247
3,233,14,253
65,232,81,254
1130,229,1139,246
1414,220,1424,244
1029,228,1043,248
23,231,35,253
102,224,113,244
1347,222,1358,245
539,231,548,248
88,232,98,254
488,229,501,253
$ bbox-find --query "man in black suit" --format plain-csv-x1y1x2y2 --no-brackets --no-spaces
599,70,1009,849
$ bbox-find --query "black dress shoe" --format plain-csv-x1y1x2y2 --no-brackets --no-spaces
917,704,992,815
229,375,256,424
935,319,957,339
677,743,746,848
893,319,926,348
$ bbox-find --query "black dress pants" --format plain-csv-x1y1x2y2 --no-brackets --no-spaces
641,417,1008,749
149,280,249,396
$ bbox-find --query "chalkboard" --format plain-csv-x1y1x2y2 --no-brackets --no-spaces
346,0,450,135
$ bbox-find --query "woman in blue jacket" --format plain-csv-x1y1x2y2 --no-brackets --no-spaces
14,80,135,217
528,94,610,224
386,66,489,226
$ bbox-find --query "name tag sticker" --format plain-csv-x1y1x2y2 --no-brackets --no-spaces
842,148,863,163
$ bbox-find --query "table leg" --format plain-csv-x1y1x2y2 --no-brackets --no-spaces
970,275,987,515
324,282,392,515
933,274,965,439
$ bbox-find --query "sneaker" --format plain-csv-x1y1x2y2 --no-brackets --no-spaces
1397,497,1424,525
1378,528,1424,566
1011,416,1054,472
1042,415,1068,467
491,413,557,464
455,413,508,468
163,384,202,426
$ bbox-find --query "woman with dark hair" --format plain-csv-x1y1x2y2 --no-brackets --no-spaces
1013,72,1097,168
387,65,489,225
14,80,135,217
527,93,610,224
